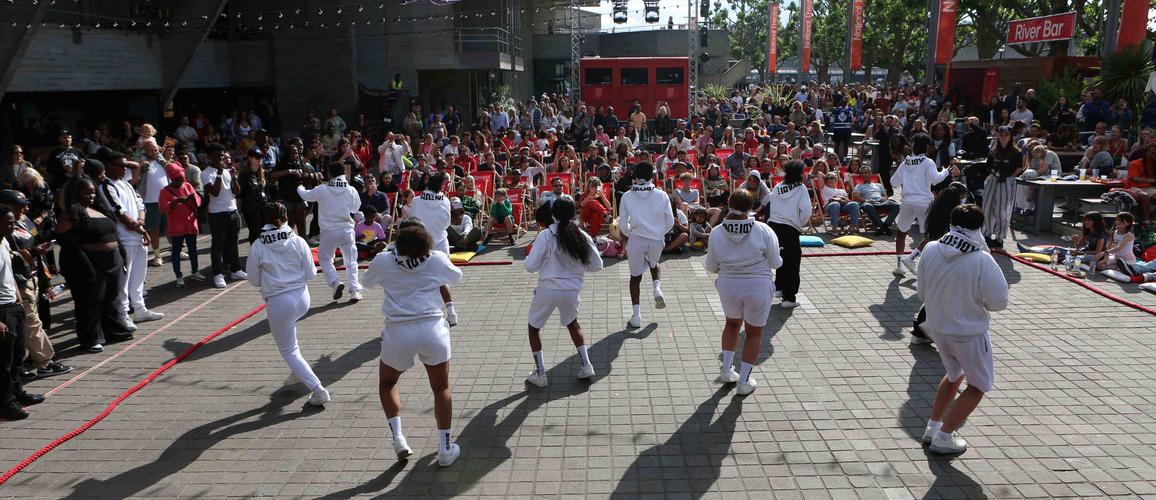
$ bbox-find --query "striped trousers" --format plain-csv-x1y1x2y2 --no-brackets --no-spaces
982,176,1017,241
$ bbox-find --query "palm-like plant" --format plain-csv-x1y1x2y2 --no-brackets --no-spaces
701,84,730,100
1088,41,1153,131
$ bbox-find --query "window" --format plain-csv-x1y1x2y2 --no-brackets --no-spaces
620,68,648,86
656,67,684,85
584,68,612,86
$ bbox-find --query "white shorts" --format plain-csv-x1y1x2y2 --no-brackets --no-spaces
626,236,663,276
528,287,581,329
895,203,930,234
380,318,451,371
929,330,995,393
715,277,773,327
434,237,450,256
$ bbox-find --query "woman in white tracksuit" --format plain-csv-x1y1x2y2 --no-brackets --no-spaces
245,201,331,406
362,220,463,467
523,198,604,388
704,189,782,396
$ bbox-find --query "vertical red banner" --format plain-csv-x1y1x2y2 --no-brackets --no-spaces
1116,0,1147,50
849,0,864,71
981,68,1000,104
934,0,957,64
769,2,778,74
801,0,813,74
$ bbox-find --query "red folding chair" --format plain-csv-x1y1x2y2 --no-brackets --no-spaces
544,172,574,195
685,150,699,168
473,171,495,199
715,148,734,163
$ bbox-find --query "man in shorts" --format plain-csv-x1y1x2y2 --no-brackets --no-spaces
890,133,957,277
916,204,1008,454
618,162,674,328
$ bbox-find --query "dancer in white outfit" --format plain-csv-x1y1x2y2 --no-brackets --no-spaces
523,198,604,387
703,189,781,396
245,202,331,407
362,220,463,467
407,172,460,326
890,133,957,277
618,162,675,328
297,162,363,302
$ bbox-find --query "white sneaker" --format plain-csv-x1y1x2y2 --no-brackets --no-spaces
121,316,138,332
654,293,666,310
526,371,548,387
133,309,165,322
929,432,968,454
922,422,943,444
306,388,331,406
284,372,301,386
445,308,458,327
718,366,740,384
737,377,758,396
230,270,248,280
437,443,461,467
213,274,227,288
577,364,595,380
627,315,641,328
148,256,163,267
393,436,414,459
349,290,363,303
779,300,800,309
892,265,906,277
901,256,918,276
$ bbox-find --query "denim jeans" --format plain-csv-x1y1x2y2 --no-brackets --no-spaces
861,201,898,228
170,234,199,278
826,201,860,227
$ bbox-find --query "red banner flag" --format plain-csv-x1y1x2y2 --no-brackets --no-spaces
801,0,813,74
1117,0,1147,50
934,0,957,64
769,2,779,74
850,0,864,71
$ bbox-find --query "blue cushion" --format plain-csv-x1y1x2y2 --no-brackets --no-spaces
800,235,825,247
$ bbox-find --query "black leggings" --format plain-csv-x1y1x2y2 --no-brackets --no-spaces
66,249,131,348
769,222,801,301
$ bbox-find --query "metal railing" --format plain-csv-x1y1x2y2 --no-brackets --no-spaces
453,27,524,58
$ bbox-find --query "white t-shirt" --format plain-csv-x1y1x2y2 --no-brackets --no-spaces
104,178,144,243
201,167,238,214
0,239,16,304
140,160,169,204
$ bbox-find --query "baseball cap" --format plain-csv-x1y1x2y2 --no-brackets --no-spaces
0,189,29,206
450,197,463,209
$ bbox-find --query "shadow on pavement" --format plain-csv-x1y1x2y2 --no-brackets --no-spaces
869,277,922,341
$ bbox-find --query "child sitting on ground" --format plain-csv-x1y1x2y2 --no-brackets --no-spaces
355,205,390,258
1097,212,1136,272
688,207,713,250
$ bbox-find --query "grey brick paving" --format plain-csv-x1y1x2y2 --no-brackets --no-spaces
0,233,1154,498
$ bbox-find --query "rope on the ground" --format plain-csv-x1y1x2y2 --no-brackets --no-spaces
993,250,1156,317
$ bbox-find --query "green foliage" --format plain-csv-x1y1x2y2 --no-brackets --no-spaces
701,84,730,100
1089,42,1154,130
1036,69,1084,127
484,84,514,111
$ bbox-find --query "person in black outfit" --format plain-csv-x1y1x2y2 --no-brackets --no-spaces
873,116,901,196
238,149,267,244
0,205,45,420
45,130,86,192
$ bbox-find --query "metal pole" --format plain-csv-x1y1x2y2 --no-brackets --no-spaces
570,0,581,107
924,0,938,84
1102,0,1122,57
688,0,698,117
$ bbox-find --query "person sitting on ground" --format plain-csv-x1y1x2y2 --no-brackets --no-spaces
688,207,712,250
448,197,482,252
355,206,389,259
662,196,690,254
1095,212,1135,272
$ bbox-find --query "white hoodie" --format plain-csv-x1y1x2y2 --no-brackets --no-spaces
619,181,674,242
704,217,782,280
246,224,317,299
297,176,361,232
890,154,950,206
408,191,452,250
767,181,812,229
524,222,604,290
362,250,462,326
917,226,1009,337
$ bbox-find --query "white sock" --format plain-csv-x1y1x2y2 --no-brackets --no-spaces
438,428,452,452
631,304,640,317
926,419,942,430
445,301,455,313
653,279,663,296
720,350,735,371
577,345,591,367
739,362,753,382
532,351,545,376
935,429,953,441
388,416,404,439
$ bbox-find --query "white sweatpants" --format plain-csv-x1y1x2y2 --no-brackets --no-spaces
267,287,323,391
319,228,361,293
114,243,148,315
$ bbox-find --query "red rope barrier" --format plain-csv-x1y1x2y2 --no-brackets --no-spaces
993,250,1156,317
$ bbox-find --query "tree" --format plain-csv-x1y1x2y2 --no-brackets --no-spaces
812,0,849,82
711,0,770,80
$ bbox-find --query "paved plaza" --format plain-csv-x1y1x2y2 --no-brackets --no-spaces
2,233,1156,499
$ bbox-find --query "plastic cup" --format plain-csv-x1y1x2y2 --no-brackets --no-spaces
1078,168,1086,180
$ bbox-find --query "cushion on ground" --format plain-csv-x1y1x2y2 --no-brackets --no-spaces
1015,252,1052,264
1101,269,1132,282
800,235,825,247
830,235,874,248
449,251,477,264
1140,283,1156,293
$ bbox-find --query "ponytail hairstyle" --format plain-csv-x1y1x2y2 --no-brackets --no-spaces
551,197,591,265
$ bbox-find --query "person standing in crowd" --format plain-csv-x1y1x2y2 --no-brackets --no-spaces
0,192,71,381
202,144,246,289
830,94,854,160
407,172,459,326
891,133,956,276
238,149,268,244
246,201,331,408
99,151,164,328
0,205,45,420
704,189,781,396
297,162,362,303
377,132,406,177
362,221,463,466
874,115,901,196
271,145,314,237
3,145,33,190
917,204,1008,455
136,139,169,267
159,163,202,288
619,162,675,328
46,130,85,192
767,160,811,309
523,199,603,388
56,176,134,353
982,126,1022,249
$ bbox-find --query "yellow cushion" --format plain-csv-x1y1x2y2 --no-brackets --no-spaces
449,251,477,264
1014,252,1052,264
830,235,874,248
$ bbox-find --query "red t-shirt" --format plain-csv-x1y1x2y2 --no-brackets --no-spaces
1127,158,1154,188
